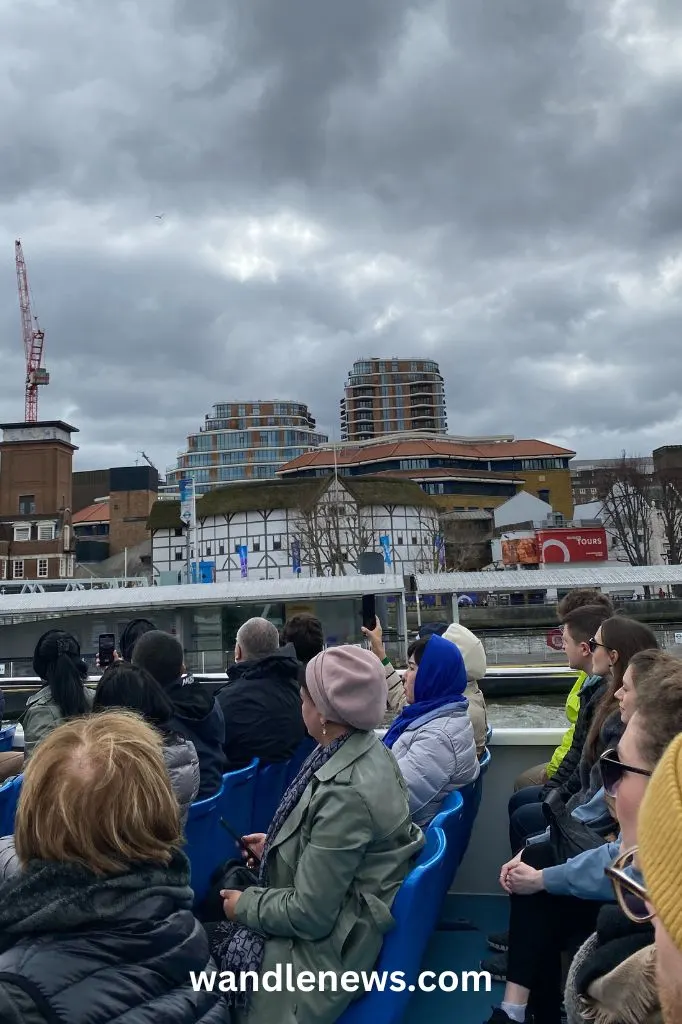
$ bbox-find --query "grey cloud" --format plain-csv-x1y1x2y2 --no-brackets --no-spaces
1,0,682,473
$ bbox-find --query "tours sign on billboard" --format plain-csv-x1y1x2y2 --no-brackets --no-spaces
536,528,608,563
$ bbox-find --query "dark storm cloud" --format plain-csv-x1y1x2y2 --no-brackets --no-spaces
1,0,682,472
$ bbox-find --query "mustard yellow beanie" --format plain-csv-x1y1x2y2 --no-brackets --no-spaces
638,732,682,951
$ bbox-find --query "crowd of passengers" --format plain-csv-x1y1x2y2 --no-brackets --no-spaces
0,597,679,1024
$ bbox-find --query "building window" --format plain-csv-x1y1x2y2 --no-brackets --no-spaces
59,556,66,577
174,548,183,561
18,495,35,515
12,560,24,579
174,527,184,537
13,525,31,542
272,536,282,551
397,535,404,545
68,555,74,578
411,535,418,545
37,523,54,541
219,544,225,555
538,489,550,504
37,558,48,578
205,545,212,556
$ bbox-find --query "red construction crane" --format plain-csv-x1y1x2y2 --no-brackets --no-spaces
15,240,49,423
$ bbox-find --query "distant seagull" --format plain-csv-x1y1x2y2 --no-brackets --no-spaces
155,213,165,220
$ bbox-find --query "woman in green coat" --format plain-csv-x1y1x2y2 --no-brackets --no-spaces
210,644,425,1024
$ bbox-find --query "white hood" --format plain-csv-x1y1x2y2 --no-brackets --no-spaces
442,622,486,682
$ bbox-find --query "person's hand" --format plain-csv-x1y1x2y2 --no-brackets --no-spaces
499,851,523,893
220,889,242,920
241,833,266,868
361,616,385,660
95,650,121,669
507,862,544,895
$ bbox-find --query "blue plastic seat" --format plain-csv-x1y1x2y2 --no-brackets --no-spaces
184,783,224,905
428,788,465,892
339,827,448,1024
284,736,316,787
251,760,290,834
215,758,259,861
0,774,22,837
455,747,491,864
0,725,17,753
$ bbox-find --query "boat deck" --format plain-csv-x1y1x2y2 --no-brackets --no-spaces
407,894,507,1023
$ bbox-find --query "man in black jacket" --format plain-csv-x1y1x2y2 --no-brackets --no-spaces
216,617,306,771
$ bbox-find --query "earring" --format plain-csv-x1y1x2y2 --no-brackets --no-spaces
322,721,327,738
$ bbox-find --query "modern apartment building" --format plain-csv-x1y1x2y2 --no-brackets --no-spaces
340,358,447,441
167,401,328,494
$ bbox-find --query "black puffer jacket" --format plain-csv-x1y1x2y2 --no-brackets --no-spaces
164,678,226,799
0,851,230,1024
543,675,607,801
216,643,305,770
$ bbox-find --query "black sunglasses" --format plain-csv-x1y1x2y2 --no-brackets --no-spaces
605,847,652,923
588,636,609,653
599,747,652,797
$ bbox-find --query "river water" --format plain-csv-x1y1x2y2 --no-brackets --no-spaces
486,695,567,729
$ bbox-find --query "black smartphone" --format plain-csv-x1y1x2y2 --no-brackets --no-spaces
98,633,116,668
361,594,376,632
219,818,261,864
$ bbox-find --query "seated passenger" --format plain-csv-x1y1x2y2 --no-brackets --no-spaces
119,617,157,661
215,617,305,770
514,589,614,791
0,712,228,1023
23,630,93,757
509,613,657,854
132,630,225,798
441,621,489,756
485,654,682,1024
281,612,325,684
563,657,682,1024
637,727,682,1024
208,645,423,1024
363,616,489,752
93,662,200,824
383,634,479,826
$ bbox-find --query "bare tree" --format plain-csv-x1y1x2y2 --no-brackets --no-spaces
595,453,653,565
295,487,376,576
442,520,491,571
653,469,682,565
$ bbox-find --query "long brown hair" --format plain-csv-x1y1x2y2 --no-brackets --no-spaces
584,616,658,764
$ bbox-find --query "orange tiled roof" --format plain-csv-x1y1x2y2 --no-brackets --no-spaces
73,501,110,525
279,437,575,473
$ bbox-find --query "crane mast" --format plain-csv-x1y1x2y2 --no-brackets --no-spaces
15,240,49,423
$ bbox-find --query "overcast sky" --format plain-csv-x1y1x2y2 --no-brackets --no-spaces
1,0,681,473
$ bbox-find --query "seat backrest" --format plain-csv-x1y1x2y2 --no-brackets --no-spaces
0,774,22,838
428,789,465,889
0,726,17,754
184,783,224,905
339,827,447,1024
252,760,291,835
216,758,259,862
284,736,316,787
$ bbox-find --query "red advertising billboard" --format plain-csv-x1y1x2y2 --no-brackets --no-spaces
536,528,608,563
501,536,539,565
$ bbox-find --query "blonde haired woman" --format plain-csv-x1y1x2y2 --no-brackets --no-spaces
0,712,229,1024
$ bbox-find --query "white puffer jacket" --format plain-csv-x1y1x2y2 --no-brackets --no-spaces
442,622,489,755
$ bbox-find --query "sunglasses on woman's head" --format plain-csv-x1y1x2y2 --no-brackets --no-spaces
605,847,652,923
599,747,652,796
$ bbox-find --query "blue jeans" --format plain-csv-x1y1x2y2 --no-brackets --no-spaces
509,785,546,854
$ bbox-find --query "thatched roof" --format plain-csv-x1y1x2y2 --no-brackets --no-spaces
147,474,435,530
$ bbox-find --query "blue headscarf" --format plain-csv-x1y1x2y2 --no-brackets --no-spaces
383,634,468,749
